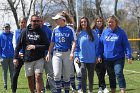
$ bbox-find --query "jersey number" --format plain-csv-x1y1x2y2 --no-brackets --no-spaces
59,37,65,42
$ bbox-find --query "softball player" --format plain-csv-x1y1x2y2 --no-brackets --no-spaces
70,57,82,93
46,12,76,93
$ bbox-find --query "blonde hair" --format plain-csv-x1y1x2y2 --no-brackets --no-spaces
107,15,119,25
56,11,73,24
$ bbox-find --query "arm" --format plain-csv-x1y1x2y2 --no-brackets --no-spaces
93,31,101,63
27,30,50,51
14,30,26,59
45,30,55,62
97,32,104,63
70,28,76,61
45,42,54,62
12,30,17,50
122,30,132,64
13,30,26,66
70,40,76,61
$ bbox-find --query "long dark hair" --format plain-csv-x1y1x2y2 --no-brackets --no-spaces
77,17,94,41
91,16,105,32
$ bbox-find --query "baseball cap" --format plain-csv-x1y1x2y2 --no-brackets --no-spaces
4,23,10,28
52,14,66,20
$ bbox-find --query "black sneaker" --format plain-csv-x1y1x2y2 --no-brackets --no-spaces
4,85,7,90
46,83,50,90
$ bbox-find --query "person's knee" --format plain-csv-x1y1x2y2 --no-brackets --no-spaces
35,73,42,82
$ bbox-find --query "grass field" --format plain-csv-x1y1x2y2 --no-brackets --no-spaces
0,60,140,93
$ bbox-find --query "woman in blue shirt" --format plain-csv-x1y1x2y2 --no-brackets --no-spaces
98,15,132,93
46,12,76,93
91,16,109,93
75,17,99,93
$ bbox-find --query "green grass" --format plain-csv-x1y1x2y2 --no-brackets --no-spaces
0,60,140,93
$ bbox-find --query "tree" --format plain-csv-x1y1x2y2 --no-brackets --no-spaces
7,0,34,29
125,0,140,51
114,0,118,16
95,0,103,17
7,0,20,28
117,9,128,20
20,0,34,20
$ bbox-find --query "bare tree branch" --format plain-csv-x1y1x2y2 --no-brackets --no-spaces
15,0,21,9
7,0,19,28
21,0,26,16
27,0,33,20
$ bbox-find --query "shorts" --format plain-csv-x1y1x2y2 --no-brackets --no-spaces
24,58,44,77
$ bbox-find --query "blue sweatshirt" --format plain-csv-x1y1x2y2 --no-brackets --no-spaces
99,26,132,61
94,27,103,38
42,25,52,42
41,25,52,55
0,31,14,58
75,30,99,63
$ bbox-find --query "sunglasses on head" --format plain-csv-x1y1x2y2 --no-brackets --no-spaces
32,20,40,22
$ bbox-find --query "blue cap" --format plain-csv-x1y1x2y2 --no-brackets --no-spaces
4,23,10,28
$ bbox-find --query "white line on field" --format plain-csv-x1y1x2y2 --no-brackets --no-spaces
124,69,140,74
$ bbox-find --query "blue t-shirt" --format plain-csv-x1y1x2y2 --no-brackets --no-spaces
51,25,76,51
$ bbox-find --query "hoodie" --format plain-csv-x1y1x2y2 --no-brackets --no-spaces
0,31,14,58
75,30,99,63
99,26,132,61
14,24,50,62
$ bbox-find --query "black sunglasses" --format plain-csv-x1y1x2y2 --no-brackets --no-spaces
32,20,40,22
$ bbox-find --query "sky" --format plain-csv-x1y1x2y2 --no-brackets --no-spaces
0,0,125,31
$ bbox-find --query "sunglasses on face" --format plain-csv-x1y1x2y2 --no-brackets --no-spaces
4,27,10,30
32,20,40,22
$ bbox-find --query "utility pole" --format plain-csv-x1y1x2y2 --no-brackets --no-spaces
76,0,83,27
76,0,79,27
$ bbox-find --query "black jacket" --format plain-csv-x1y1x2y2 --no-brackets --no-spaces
14,24,50,62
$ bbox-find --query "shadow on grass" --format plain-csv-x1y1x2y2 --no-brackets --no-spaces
17,87,28,89
125,73,140,75
126,88,136,91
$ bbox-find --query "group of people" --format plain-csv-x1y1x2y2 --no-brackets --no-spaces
0,11,132,93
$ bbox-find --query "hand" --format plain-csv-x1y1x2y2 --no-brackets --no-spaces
13,59,19,67
69,53,74,61
97,58,102,63
19,52,24,57
26,45,35,50
74,57,79,64
45,54,51,62
128,59,132,64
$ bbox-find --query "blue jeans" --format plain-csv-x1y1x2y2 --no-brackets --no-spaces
105,57,126,89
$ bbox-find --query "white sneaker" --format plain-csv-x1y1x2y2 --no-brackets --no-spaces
88,91,93,93
78,89,83,93
103,88,109,93
98,87,103,93
71,89,76,93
